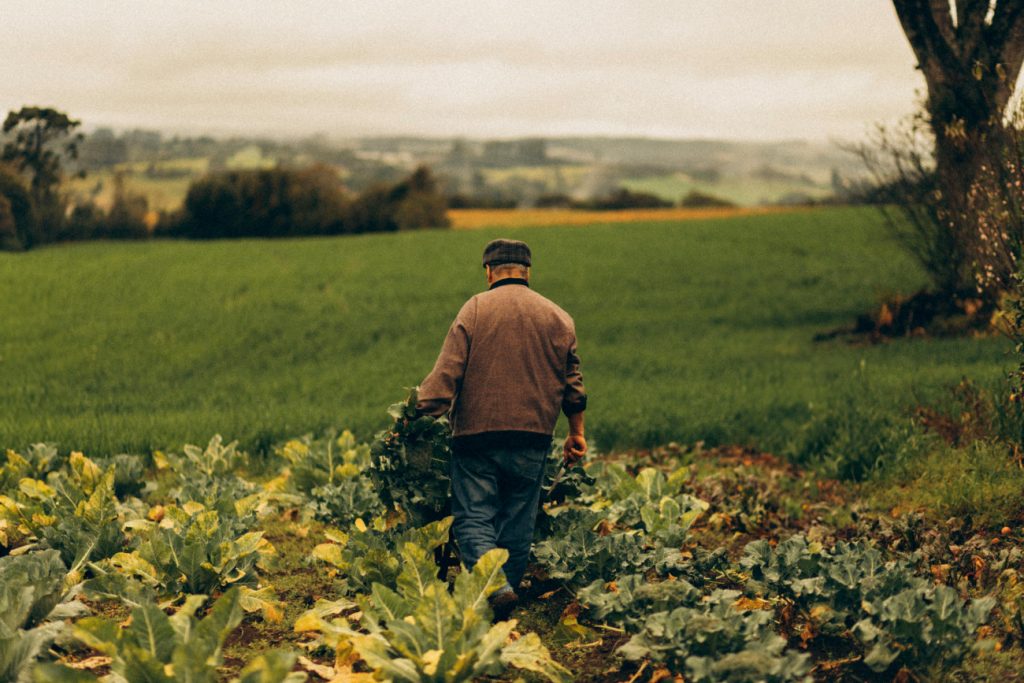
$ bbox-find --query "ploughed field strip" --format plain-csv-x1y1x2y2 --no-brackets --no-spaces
4,398,1023,682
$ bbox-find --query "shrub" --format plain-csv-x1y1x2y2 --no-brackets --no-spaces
176,164,348,239
577,188,671,210
0,195,17,250
60,201,104,241
534,193,573,208
347,165,449,233
0,165,35,250
680,190,736,208
104,174,149,239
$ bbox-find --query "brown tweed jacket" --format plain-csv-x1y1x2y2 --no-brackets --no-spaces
416,279,587,439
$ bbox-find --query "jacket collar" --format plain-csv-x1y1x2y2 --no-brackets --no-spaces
489,278,530,290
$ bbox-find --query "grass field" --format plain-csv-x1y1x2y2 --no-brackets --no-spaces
621,173,833,206
0,206,1012,457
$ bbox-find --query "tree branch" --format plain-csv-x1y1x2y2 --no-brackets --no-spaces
987,1,1024,112
893,0,962,83
956,0,991,59
929,0,958,55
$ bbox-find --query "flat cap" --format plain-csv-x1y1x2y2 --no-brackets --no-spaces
482,238,532,267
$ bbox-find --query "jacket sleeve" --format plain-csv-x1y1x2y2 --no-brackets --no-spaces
416,299,475,418
561,331,588,416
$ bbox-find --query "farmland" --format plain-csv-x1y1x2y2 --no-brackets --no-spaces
3,206,1024,681
0,206,1010,457
4,401,1024,680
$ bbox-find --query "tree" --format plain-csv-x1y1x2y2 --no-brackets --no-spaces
1,107,83,245
890,1,1024,297
2,107,83,202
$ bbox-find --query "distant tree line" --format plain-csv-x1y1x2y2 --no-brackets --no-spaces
159,165,448,239
0,107,450,250
448,186,737,210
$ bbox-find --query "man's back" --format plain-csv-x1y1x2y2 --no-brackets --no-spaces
418,279,586,439
453,281,580,437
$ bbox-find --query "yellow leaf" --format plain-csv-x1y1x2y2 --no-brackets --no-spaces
335,463,361,479
324,529,349,545
297,655,336,679
19,479,55,500
313,543,346,568
294,611,324,633
733,596,774,611
69,451,103,490
152,451,169,470
262,471,291,492
421,649,442,676
31,513,57,527
182,501,206,515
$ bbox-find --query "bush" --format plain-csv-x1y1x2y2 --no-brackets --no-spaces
447,193,518,209
59,201,104,241
534,193,573,208
577,188,671,210
0,165,35,250
680,190,736,208
175,164,348,239
0,195,17,250
56,186,149,242
347,165,449,233
173,164,448,239
104,174,149,239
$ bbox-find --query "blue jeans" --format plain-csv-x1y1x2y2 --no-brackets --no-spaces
450,444,548,591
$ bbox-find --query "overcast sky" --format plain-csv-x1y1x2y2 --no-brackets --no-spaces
0,1,926,142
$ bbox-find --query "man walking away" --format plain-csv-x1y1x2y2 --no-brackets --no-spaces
416,238,588,619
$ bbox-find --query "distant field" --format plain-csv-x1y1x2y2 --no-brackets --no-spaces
0,206,1011,456
449,206,802,229
67,169,194,214
621,173,833,206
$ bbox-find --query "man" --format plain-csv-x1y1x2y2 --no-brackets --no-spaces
416,238,587,616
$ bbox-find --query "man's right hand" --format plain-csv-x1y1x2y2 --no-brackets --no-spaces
563,434,587,465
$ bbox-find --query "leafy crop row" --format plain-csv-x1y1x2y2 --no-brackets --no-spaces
3,389,1023,681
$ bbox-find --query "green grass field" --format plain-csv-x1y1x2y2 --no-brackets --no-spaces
621,173,833,206
0,206,1011,457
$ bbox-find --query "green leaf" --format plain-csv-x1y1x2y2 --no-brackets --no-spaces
233,649,306,683
453,547,509,617
192,587,244,662
117,643,175,683
126,602,176,662
863,642,899,672
370,584,411,622
31,663,98,683
72,616,122,655
395,542,437,601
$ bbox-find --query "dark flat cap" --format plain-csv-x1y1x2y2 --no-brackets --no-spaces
482,238,532,267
